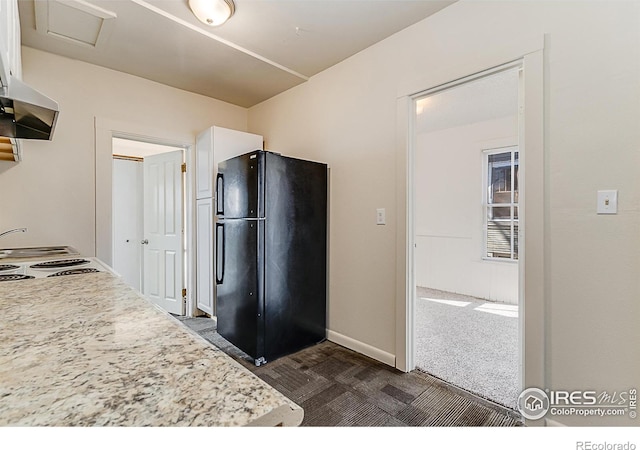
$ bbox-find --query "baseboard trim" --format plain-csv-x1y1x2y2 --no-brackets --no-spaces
327,330,396,367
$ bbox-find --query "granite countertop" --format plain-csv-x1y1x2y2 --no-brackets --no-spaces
0,272,303,426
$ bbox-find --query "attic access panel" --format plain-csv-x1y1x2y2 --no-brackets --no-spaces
34,0,116,48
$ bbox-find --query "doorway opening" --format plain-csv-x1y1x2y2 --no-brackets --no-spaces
111,137,186,315
411,64,522,409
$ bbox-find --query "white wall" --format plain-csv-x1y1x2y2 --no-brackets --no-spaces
249,1,640,426
415,116,519,304
0,47,248,255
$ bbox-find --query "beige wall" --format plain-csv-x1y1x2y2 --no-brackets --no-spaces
415,116,519,303
249,1,640,425
0,47,247,256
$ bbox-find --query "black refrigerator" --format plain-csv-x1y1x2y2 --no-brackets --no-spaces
215,150,327,366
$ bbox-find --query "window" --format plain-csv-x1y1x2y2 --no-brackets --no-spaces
483,147,519,261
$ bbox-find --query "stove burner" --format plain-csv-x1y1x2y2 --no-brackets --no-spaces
30,259,90,269
48,268,100,277
0,274,35,282
0,264,19,272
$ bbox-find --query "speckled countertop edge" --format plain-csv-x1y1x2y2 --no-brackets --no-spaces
0,272,302,427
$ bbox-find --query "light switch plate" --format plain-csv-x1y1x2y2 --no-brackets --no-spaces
597,190,618,214
376,208,386,225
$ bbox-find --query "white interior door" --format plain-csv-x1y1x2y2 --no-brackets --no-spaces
112,158,143,291
143,150,184,315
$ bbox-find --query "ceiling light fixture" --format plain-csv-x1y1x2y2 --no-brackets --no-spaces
188,0,235,27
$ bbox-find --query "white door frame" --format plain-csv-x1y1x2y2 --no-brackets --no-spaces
95,117,198,317
395,45,545,418
405,59,524,395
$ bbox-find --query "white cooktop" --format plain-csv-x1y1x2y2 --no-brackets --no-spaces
0,257,115,280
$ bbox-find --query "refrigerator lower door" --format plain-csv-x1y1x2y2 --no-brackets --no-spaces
215,219,264,360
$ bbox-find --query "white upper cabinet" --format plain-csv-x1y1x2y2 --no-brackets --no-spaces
195,127,214,199
0,0,22,87
195,126,263,199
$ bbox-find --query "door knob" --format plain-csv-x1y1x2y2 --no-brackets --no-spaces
141,239,149,245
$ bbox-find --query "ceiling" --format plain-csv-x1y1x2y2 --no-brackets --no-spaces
17,0,456,108
416,67,520,134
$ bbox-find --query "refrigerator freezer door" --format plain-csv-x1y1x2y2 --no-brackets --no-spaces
217,151,264,219
215,219,264,360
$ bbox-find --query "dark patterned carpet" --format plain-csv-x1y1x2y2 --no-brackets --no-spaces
175,316,523,427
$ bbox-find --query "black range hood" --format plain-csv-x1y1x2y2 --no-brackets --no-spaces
0,75,58,140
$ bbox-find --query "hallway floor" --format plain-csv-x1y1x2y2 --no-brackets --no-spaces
414,286,519,409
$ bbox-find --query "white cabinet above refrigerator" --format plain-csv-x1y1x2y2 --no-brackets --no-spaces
195,126,263,200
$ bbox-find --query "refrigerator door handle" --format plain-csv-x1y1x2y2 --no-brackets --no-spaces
215,222,225,285
215,173,224,215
